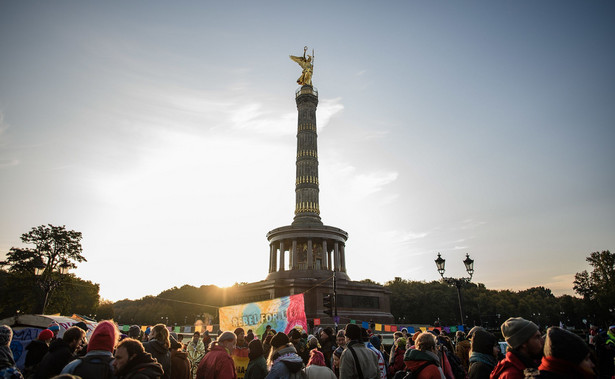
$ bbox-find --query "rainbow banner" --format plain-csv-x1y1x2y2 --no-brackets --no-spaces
219,294,307,336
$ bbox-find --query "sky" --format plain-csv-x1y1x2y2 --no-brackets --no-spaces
1,1,614,302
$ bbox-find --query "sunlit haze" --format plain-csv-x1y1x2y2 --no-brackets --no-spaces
1,2,614,302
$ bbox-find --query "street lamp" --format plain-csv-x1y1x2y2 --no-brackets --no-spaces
34,260,71,315
435,253,474,327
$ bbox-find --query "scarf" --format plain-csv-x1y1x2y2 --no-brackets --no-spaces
469,352,496,368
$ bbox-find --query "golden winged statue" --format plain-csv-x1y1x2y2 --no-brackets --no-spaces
289,46,314,86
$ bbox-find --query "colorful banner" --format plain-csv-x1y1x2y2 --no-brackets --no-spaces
218,294,307,336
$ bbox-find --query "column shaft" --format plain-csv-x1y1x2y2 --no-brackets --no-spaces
307,239,313,269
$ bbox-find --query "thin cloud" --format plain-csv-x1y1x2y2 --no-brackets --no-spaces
0,159,19,168
383,229,429,246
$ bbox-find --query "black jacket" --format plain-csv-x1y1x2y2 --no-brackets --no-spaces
34,339,76,379
117,352,164,379
144,340,171,379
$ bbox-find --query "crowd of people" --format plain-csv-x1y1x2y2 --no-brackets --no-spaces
0,318,613,379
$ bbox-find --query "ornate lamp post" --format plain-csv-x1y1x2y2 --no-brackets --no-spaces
435,253,474,327
34,259,70,315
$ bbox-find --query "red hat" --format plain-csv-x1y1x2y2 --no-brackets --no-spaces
87,321,118,352
38,329,54,341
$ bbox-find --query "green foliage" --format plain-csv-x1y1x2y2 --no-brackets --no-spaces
4,224,86,273
113,284,233,326
0,224,103,319
574,250,615,326
385,278,587,329
0,270,100,318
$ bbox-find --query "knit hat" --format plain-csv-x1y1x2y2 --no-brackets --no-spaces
288,328,301,340
0,325,13,346
218,331,236,343
397,337,407,348
345,324,361,341
87,321,118,352
322,327,334,339
308,349,326,366
501,317,539,349
471,329,497,355
543,327,589,365
170,335,182,350
370,335,381,350
38,329,54,341
48,323,60,333
74,322,89,332
467,326,486,340
271,331,290,348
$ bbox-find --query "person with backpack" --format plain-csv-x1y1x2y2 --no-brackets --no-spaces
266,332,305,379
339,324,379,379
61,320,118,378
402,332,445,379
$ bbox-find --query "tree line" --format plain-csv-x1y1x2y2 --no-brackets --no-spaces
1,225,613,330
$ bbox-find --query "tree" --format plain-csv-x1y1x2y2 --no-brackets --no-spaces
1,224,88,315
4,224,86,273
573,250,615,326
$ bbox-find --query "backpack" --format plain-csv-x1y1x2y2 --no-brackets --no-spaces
72,354,114,379
392,362,435,379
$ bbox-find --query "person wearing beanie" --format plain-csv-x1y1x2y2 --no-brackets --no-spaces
366,335,387,379
170,335,191,379
267,331,304,378
491,317,543,379
35,326,86,379
245,339,267,379
528,327,595,379
246,330,255,343
24,329,53,376
48,323,60,339
339,324,379,379
144,323,172,379
0,325,22,379
403,332,446,379
288,328,309,364
235,328,249,349
60,320,118,378
305,349,336,379
468,330,499,379
388,337,408,377
319,327,335,369
195,331,237,379
332,346,344,378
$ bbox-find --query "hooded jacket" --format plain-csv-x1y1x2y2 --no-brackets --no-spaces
170,349,191,379
117,351,164,379
490,350,538,379
267,345,305,379
34,338,77,379
403,349,445,379
196,343,237,379
144,339,171,379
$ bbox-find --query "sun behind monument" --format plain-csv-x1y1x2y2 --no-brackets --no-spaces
223,49,394,324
